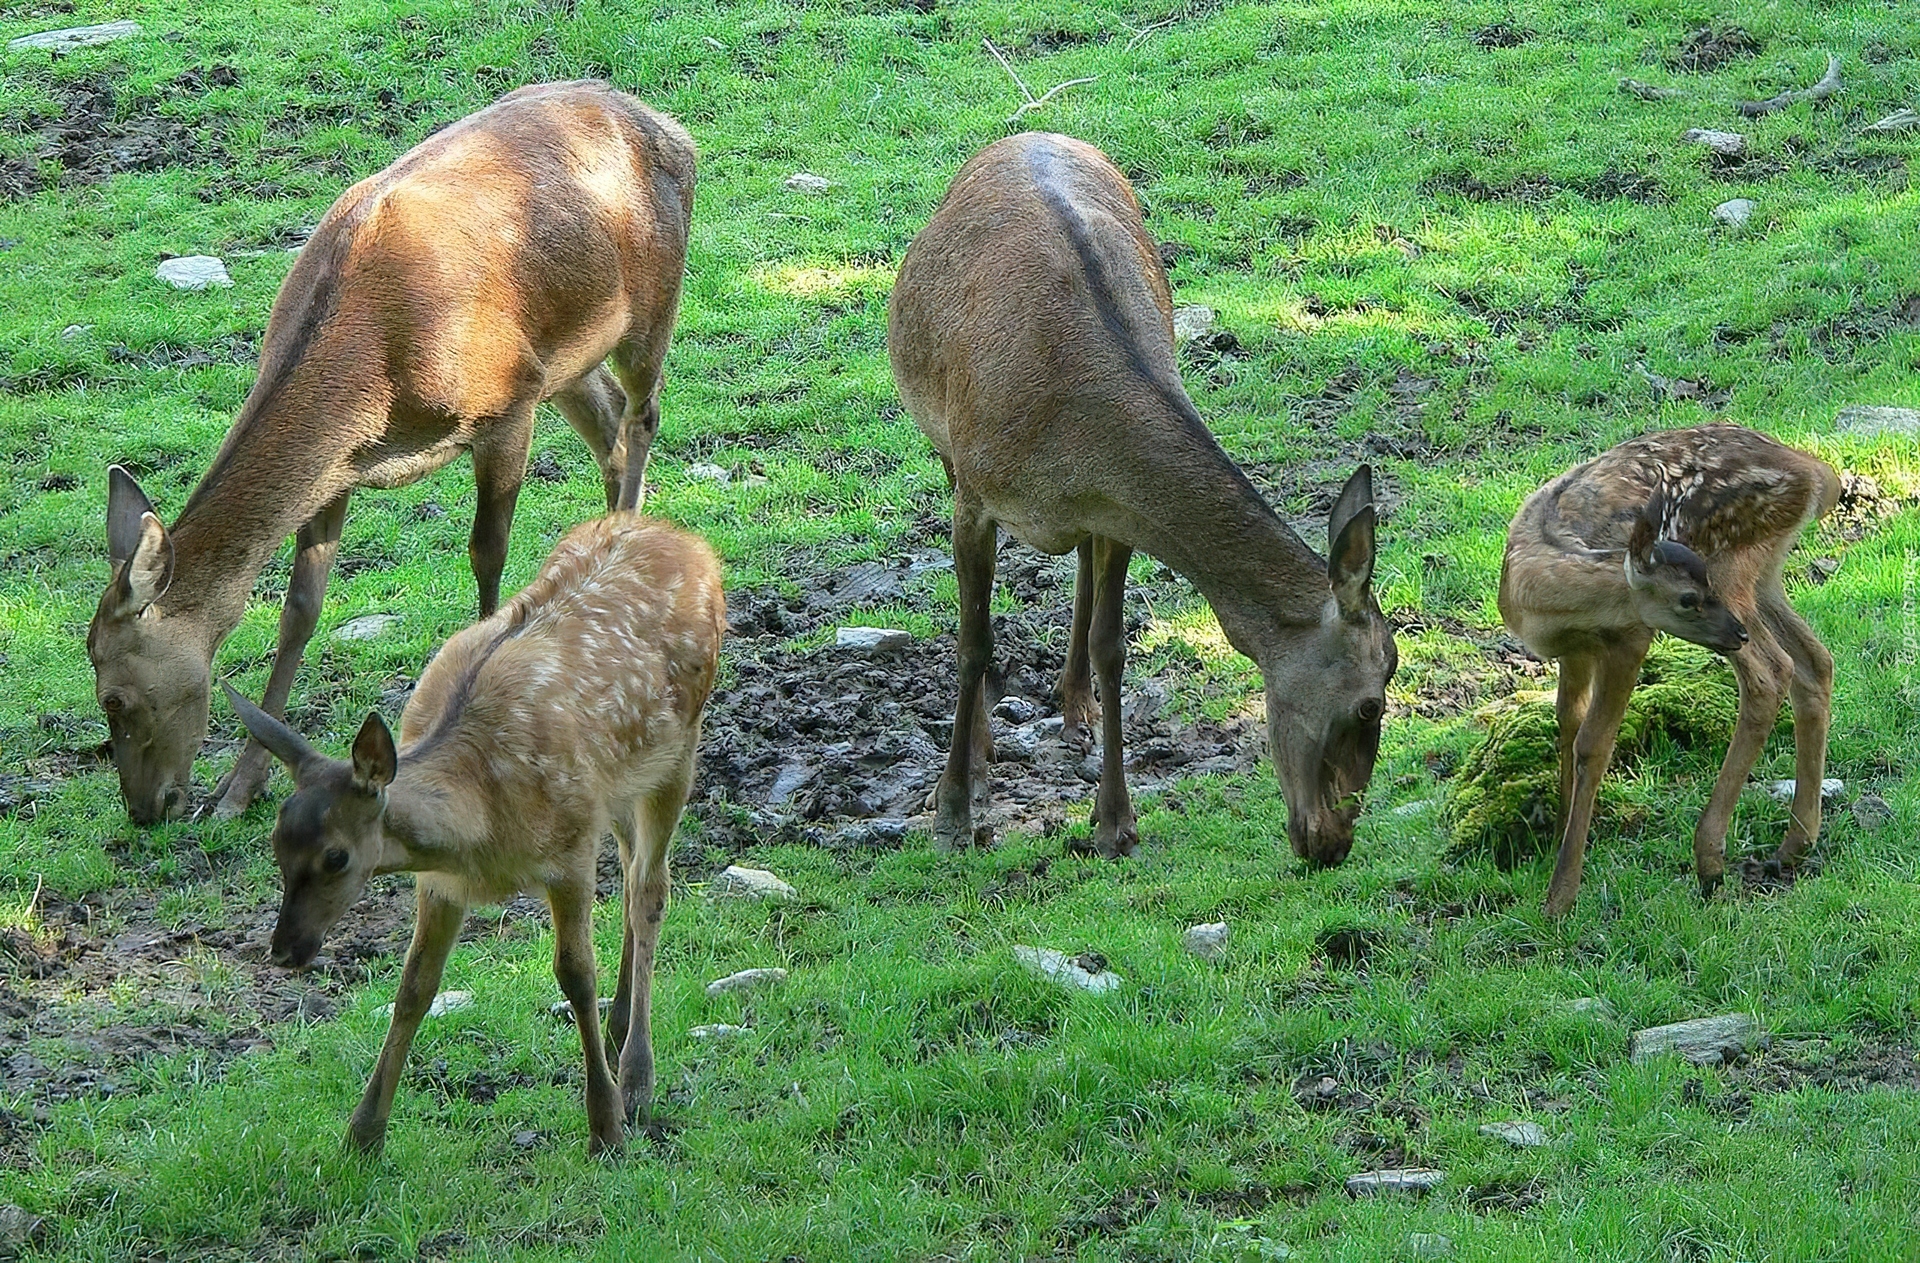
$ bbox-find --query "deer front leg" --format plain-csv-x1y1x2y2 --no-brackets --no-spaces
1058,539,1097,750
551,366,629,513
933,486,997,850
345,885,464,1156
610,331,672,512
1552,655,1595,842
1077,537,1138,859
1544,639,1647,918
212,491,351,818
618,756,692,1127
548,874,624,1156
1693,638,1791,896
1768,606,1834,871
469,407,534,617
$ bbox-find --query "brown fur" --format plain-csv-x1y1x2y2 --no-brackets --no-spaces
887,133,1396,863
1498,424,1840,916
229,514,723,1156
90,81,696,823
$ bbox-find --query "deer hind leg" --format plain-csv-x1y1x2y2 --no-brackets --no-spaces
1544,636,1648,918
933,485,997,850
1076,537,1138,859
345,881,465,1155
604,802,641,1063
617,752,694,1128
1552,654,1597,842
548,870,624,1155
1057,539,1098,750
607,323,675,512
211,491,351,819
551,366,630,513
469,402,537,618
1764,599,1834,870
1691,627,1792,893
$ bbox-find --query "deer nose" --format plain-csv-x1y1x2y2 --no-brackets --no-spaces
160,785,188,820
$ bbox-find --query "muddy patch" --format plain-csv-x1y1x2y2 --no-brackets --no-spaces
1,76,212,201
1667,26,1761,73
1472,22,1534,49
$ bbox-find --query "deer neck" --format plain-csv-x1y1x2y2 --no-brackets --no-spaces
376,768,481,874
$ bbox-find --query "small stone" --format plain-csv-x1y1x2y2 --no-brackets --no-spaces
689,1023,750,1039
1683,128,1746,156
1567,996,1615,1018
381,990,472,1019
548,996,613,1023
1171,304,1216,341
8,19,141,51
1711,198,1756,228
836,626,911,654
1835,405,1920,439
1014,945,1124,994
0,1204,49,1254
1629,1013,1763,1065
993,696,1040,724
1480,1119,1550,1148
1407,1234,1455,1259
156,255,233,290
1852,793,1894,832
1344,1168,1445,1198
511,1129,542,1150
332,612,404,643
706,967,787,996
785,172,833,194
709,865,796,900
1183,922,1230,960
686,462,731,484
1764,778,1844,804
59,324,91,340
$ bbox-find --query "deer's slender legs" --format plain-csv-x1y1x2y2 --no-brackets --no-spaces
469,403,537,617
1544,635,1649,917
1082,537,1138,859
606,803,641,1063
1552,653,1596,842
1692,631,1792,895
212,491,351,819
1764,597,1834,870
617,752,693,1126
933,484,997,850
346,883,465,1155
548,871,624,1155
552,366,630,513
608,320,677,511
1059,539,1098,749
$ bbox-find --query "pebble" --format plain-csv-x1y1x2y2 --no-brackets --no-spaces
686,462,731,484
332,612,404,643
1852,793,1895,832
8,19,141,51
1682,128,1746,155
1345,1168,1445,1197
1480,1119,1550,1148
59,324,91,340
993,696,1040,724
1835,405,1920,439
709,865,796,900
1014,945,1124,994
1711,198,1756,228
381,990,472,1019
511,1129,542,1150
785,172,833,194
0,1203,48,1254
1171,304,1215,341
1763,778,1844,804
548,996,613,1023
1566,996,1615,1019
1183,922,1230,960
706,967,787,996
1629,1013,1763,1065
155,255,233,290
1407,1234,1455,1259
835,626,912,654
689,1023,750,1039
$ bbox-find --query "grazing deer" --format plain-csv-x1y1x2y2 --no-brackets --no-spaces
225,513,724,1155
90,80,695,824
1498,424,1840,916
888,133,1396,862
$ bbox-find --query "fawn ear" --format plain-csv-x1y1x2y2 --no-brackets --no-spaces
351,713,397,793
223,682,320,776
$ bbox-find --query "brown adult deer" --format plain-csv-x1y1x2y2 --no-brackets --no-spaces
888,133,1396,862
225,513,723,1155
90,80,695,824
1498,424,1840,916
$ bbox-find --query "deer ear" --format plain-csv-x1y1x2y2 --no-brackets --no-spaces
1328,464,1374,552
351,713,397,793
1328,503,1376,615
105,512,174,618
1626,510,1657,563
107,466,159,564
222,682,319,776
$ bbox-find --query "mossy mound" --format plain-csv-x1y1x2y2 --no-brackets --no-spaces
1442,640,1745,865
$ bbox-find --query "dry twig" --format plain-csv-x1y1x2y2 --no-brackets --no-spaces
1619,78,1683,101
1736,54,1841,117
983,36,1098,125
1863,107,1920,133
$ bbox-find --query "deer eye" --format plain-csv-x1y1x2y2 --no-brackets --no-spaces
1678,592,1701,610
101,692,125,714
1357,698,1384,724
322,849,350,874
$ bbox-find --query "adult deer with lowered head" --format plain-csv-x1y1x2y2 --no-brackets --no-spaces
1499,424,1840,916
92,80,695,824
226,513,724,1155
888,133,1396,861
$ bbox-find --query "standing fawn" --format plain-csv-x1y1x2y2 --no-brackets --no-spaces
889,133,1396,862
1498,424,1840,916
92,80,695,824
226,514,724,1155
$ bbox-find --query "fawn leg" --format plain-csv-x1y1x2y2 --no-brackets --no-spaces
345,883,465,1155
1693,635,1791,895
1543,637,1647,917
549,873,624,1155
619,753,694,1126
1552,654,1595,841
1766,602,1834,870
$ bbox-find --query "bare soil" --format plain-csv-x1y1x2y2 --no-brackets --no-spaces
0,76,211,201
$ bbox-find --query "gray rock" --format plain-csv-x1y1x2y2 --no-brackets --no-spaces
993,695,1040,724
1345,1168,1445,1197
766,759,814,805
155,255,233,290
706,967,787,996
1853,793,1895,832
8,19,141,50
1014,945,1124,993
685,462,731,484
709,865,796,900
1683,128,1746,155
1567,996,1615,1019
59,324,91,340
381,990,472,1019
1629,1013,1763,1065
1480,1119,1550,1148
0,1203,49,1255
1183,922,1230,960
1763,777,1844,804
785,172,832,194
836,626,911,654
689,1022,750,1039
548,996,614,1023
1836,405,1920,439
1711,198,1756,228
332,612,404,643
1171,304,1216,341
1407,1234,1455,1259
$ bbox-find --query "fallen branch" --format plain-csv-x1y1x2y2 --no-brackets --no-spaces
983,36,1098,126
1736,53,1840,117
1619,78,1683,101
1863,107,1920,133
1122,16,1177,52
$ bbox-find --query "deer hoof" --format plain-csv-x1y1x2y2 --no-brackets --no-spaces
1697,870,1724,901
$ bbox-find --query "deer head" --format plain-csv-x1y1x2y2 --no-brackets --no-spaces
223,684,398,968
87,467,209,824
1624,496,1747,654
1261,466,1397,867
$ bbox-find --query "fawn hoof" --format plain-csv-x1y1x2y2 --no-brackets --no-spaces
1698,869,1724,900
343,1123,387,1158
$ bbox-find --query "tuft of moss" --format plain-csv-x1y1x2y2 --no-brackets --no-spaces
1442,640,1749,864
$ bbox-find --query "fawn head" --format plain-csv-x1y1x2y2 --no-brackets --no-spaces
1624,496,1747,653
223,684,398,968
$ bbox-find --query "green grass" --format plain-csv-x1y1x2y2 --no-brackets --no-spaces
3,0,1920,1258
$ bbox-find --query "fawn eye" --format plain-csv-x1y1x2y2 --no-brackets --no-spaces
1357,698,1384,724
1678,592,1701,610
322,849,350,874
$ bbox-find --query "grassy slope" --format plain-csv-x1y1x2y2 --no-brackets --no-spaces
2,0,1919,1258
